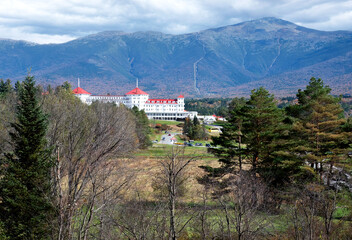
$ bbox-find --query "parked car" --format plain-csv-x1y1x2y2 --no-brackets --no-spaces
152,140,158,143
188,143,194,147
184,141,188,145
195,143,203,146
205,143,211,148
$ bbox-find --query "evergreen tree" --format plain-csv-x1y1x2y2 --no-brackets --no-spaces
192,116,208,140
183,116,208,140
343,116,352,155
242,87,285,171
46,84,53,94
343,116,352,132
203,97,246,180
225,97,247,171
0,79,13,97
199,120,244,193
193,115,200,126
14,80,22,93
196,124,209,140
290,77,350,183
183,117,193,139
61,81,72,91
0,75,54,239
131,106,152,149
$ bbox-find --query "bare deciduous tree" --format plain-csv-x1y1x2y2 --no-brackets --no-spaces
157,146,197,240
288,184,341,240
105,192,168,240
190,187,219,240
43,91,137,240
218,171,269,240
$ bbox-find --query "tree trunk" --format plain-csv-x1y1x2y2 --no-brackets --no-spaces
238,135,242,170
169,172,176,240
327,162,333,187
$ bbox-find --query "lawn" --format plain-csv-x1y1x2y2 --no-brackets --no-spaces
150,129,164,142
149,119,182,125
136,144,216,160
124,144,220,202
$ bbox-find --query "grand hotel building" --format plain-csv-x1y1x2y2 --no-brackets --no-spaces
73,85,198,120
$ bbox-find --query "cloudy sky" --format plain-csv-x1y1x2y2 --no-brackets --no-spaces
1,0,352,44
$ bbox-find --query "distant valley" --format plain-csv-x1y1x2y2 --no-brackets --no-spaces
1,17,352,97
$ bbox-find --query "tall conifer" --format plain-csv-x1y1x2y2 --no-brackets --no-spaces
0,75,54,239
241,87,285,171
290,77,350,183
0,79,13,97
131,106,152,149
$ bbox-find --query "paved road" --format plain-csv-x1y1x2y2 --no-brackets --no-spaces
160,133,176,145
157,133,209,148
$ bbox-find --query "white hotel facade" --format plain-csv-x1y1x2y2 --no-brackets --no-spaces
73,85,198,120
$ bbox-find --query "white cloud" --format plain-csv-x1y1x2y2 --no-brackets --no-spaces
0,0,351,43
0,25,76,44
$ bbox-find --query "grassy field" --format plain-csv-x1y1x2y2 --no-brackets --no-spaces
136,144,216,159
128,144,219,202
150,119,182,125
150,129,163,142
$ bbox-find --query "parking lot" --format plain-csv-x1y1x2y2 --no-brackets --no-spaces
155,132,211,148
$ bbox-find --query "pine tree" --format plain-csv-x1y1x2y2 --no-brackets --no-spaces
0,75,54,239
290,77,350,184
343,117,352,155
61,81,71,91
0,79,13,97
205,97,246,175
193,115,200,126
131,106,152,149
183,117,193,139
242,87,285,172
199,120,244,194
14,80,22,93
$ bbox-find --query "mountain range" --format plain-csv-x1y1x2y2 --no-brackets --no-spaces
1,17,352,97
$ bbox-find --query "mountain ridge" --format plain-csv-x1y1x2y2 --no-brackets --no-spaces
1,17,352,97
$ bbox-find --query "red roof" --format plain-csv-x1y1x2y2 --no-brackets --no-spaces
125,87,148,95
73,87,91,95
177,94,184,98
212,114,224,119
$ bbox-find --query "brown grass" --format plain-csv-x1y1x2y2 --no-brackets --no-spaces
121,148,220,202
